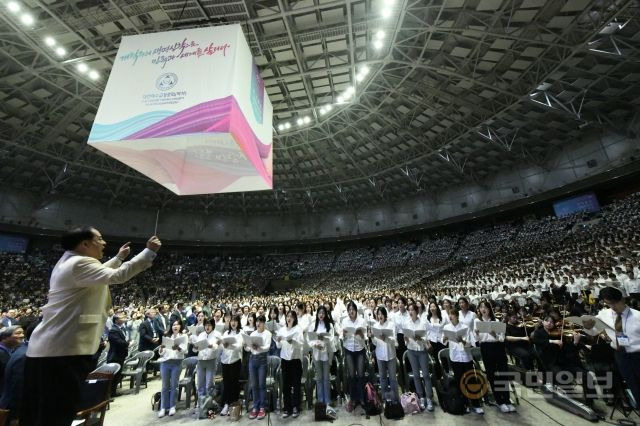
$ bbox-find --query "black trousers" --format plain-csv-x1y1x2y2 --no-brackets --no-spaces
281,358,302,412
451,361,481,408
480,342,511,405
108,358,125,396
20,355,95,426
221,360,242,405
396,333,407,389
615,350,640,408
506,342,534,370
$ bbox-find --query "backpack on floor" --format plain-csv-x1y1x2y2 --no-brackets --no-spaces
151,391,161,411
400,392,420,414
436,375,466,415
196,395,218,420
383,400,405,420
314,402,335,422
363,382,382,416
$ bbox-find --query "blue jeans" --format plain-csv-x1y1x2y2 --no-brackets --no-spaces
160,360,183,410
344,349,365,403
377,359,399,401
197,358,218,396
249,353,268,410
314,358,332,404
406,349,433,399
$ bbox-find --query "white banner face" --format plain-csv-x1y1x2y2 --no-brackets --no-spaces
89,25,273,195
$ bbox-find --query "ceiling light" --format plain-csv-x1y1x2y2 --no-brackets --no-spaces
381,8,391,18
373,40,383,49
319,107,326,115
303,116,311,124
376,30,385,40
356,74,365,82
337,95,344,103
360,65,370,75
345,86,354,94
20,13,34,25
55,47,66,57
296,118,304,126
44,36,56,46
343,90,354,99
325,104,332,112
277,124,285,131
88,70,100,80
7,2,20,13
284,122,291,129
76,63,88,73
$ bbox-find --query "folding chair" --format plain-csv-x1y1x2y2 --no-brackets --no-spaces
177,357,198,408
119,350,154,394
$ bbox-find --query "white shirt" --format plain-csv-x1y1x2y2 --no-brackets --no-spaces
247,329,272,355
297,314,312,334
371,320,397,361
458,310,477,345
220,330,243,364
307,322,334,362
584,307,640,353
426,316,446,343
443,322,472,362
276,325,304,361
403,316,427,352
158,333,188,361
392,310,409,332
624,278,640,295
195,330,222,360
341,316,367,352
567,283,580,294
475,317,505,343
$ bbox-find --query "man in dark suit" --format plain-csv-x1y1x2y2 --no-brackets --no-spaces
107,315,129,396
168,302,184,327
154,305,169,334
138,308,160,352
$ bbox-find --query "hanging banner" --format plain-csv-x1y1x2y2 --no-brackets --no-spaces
89,24,273,195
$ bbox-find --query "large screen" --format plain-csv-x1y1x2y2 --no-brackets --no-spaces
553,192,600,218
0,233,29,253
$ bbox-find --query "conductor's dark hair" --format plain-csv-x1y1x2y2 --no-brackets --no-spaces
599,287,623,303
61,226,96,251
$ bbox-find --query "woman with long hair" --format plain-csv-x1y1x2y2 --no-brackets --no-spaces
426,301,446,358
371,306,399,402
341,301,367,412
158,319,187,418
475,301,516,413
276,311,304,418
404,303,434,411
308,306,335,406
219,315,244,416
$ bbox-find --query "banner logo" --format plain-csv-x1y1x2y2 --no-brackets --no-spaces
156,73,178,91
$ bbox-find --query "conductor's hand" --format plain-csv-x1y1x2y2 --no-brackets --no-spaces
117,242,131,259
147,236,162,252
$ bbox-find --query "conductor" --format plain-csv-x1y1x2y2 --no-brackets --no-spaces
20,226,161,426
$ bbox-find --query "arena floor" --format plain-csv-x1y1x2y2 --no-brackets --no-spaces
103,376,639,426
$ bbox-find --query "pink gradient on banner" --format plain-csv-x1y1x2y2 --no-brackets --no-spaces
122,96,271,185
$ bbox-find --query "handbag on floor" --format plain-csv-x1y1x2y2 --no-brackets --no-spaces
229,401,242,421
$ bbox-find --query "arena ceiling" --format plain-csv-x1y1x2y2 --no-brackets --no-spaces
0,0,639,215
